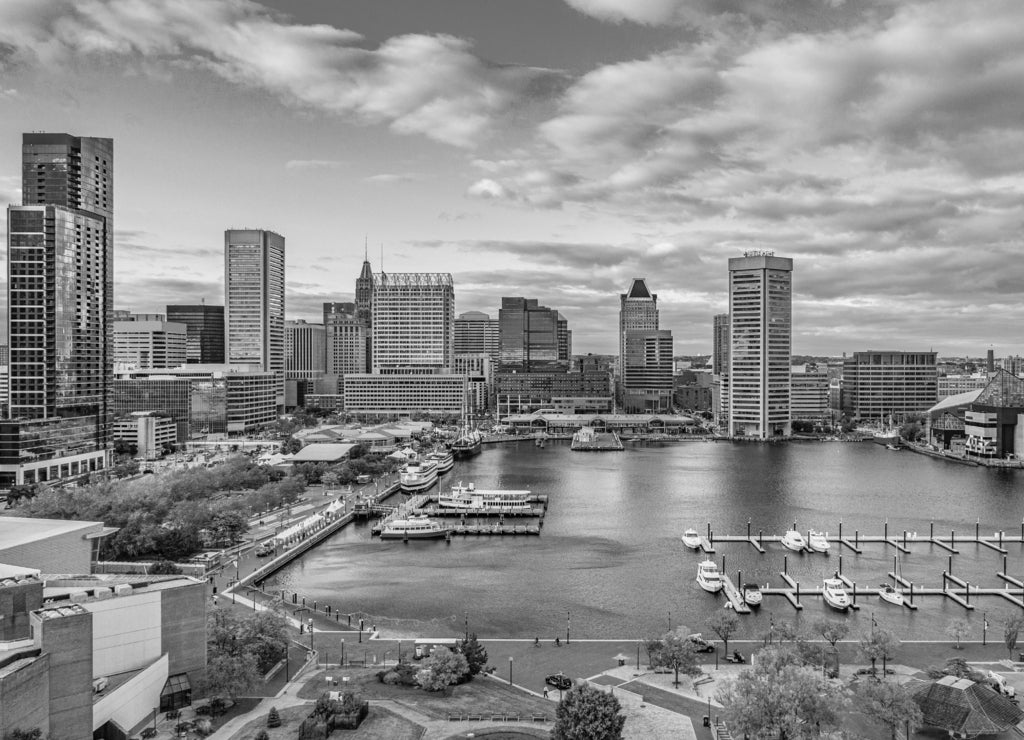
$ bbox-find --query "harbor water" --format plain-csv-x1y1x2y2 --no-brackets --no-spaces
266,440,1024,641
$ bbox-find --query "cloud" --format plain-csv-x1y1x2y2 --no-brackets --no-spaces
0,0,562,147
365,173,424,184
285,159,347,170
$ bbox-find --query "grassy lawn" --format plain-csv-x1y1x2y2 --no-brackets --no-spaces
299,667,553,721
225,704,421,740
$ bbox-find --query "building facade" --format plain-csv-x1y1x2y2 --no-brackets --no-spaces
790,364,830,421
453,353,492,415
113,320,187,369
343,374,467,415
284,320,326,380
111,411,177,459
841,351,938,419
498,297,570,373
495,371,613,416
727,252,793,438
455,311,500,364
355,259,374,370
224,229,285,404
166,304,225,364
371,272,454,373
324,303,367,376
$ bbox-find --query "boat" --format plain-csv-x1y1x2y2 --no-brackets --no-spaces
808,531,831,553
696,559,724,593
451,428,483,459
380,515,450,540
741,583,762,607
425,448,454,473
399,459,439,493
885,443,900,451
681,528,701,550
438,482,534,511
781,530,806,551
822,577,851,611
878,583,904,607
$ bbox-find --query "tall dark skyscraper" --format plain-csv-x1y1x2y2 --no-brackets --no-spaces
498,297,570,372
2,133,114,486
166,304,225,364
355,258,374,372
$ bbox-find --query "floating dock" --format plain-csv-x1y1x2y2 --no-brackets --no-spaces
719,574,751,614
570,429,624,451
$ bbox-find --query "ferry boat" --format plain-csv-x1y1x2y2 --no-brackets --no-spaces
380,515,450,540
808,531,831,553
781,530,806,552
878,583,904,607
451,428,483,459
681,528,701,550
741,583,762,607
438,482,533,511
822,578,851,611
426,448,454,473
400,459,439,494
696,559,724,593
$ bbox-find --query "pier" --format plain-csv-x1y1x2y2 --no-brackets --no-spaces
719,573,751,614
570,429,624,451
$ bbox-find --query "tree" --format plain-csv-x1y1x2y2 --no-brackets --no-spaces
552,683,626,740
1004,613,1024,659
650,628,702,688
853,679,923,740
458,633,488,676
202,652,261,702
814,617,851,675
706,611,740,655
5,730,44,740
946,618,970,649
266,706,281,728
240,610,289,674
148,559,183,575
859,627,900,676
716,646,850,739
321,471,340,490
415,647,469,691
280,437,302,455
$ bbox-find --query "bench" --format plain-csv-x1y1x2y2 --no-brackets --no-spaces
467,713,483,721
447,712,463,721
532,714,548,722
506,714,520,722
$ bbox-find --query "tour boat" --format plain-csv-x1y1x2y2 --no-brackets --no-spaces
781,530,806,552
808,531,831,553
400,459,439,494
451,428,483,459
696,559,724,593
426,448,454,473
878,583,905,607
438,481,533,511
681,528,701,550
380,515,450,540
741,583,763,607
822,578,851,611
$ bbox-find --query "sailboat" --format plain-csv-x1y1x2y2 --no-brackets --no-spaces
878,554,905,606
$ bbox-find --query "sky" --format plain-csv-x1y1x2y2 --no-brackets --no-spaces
1,0,1023,356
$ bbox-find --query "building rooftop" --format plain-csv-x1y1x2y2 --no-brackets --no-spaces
0,516,104,551
928,389,984,415
289,443,356,463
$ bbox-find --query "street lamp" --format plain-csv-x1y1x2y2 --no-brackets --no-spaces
983,612,988,646
558,670,565,702
308,619,314,651
508,656,514,686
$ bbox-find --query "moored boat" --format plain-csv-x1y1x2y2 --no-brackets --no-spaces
426,448,454,473
400,459,439,493
741,583,762,607
808,531,831,553
380,515,450,540
696,559,724,593
781,530,806,552
451,428,483,459
878,584,904,606
438,482,533,510
822,577,850,611
681,528,701,550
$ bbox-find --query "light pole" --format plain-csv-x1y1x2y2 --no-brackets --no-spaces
566,611,571,645
668,610,672,634
558,670,565,702
508,656,514,686
308,619,314,651
341,639,345,666
983,612,988,646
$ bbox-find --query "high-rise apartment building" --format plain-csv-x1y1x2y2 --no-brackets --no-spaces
712,314,730,376
498,297,570,372
285,320,326,380
841,351,938,419
2,133,114,486
371,272,454,373
727,252,793,438
455,311,499,363
166,304,225,364
224,229,285,403
324,303,366,376
113,320,187,369
618,279,672,413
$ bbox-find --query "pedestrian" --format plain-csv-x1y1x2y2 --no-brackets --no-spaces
543,686,549,699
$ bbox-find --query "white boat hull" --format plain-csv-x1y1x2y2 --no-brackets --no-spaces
400,470,439,493
879,589,904,606
782,539,805,552
743,592,762,607
698,580,724,594
823,595,849,611
682,533,701,550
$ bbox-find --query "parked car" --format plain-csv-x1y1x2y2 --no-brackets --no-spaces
686,634,716,653
545,674,573,690
254,543,274,557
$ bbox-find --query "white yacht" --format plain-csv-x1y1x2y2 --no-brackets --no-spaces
878,584,905,607
696,560,724,593
741,583,763,607
438,482,533,510
681,528,701,550
822,578,851,611
400,459,440,494
380,515,450,540
808,531,831,553
426,448,454,473
781,530,806,552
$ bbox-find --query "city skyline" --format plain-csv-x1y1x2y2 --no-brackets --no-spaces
1,1,1023,356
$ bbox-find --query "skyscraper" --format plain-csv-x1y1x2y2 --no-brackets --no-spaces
166,304,225,364
498,297,570,372
285,320,326,380
455,311,499,363
727,252,793,438
355,258,374,371
224,229,285,403
2,133,114,485
618,279,672,413
713,313,730,425
323,302,366,376
113,320,187,369
371,272,454,373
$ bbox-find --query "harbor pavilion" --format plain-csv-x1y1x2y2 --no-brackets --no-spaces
501,411,696,435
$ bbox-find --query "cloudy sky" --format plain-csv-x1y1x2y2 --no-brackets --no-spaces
1,0,1022,356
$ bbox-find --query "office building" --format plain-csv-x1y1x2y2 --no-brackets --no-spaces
455,311,500,364
453,354,492,415
727,252,793,438
790,364,830,421
224,229,285,404
324,303,367,376
285,320,326,380
111,411,177,459
495,371,613,415
498,297,570,372
113,320,187,369
938,372,990,400
166,304,225,364
343,374,467,415
712,314,729,376
841,351,938,419
3,133,114,487
371,272,454,373
355,258,374,370
618,279,672,413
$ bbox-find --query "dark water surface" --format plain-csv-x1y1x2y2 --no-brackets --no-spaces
267,441,1024,640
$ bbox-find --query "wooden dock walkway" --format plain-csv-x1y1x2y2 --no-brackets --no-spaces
451,525,541,536
719,574,751,614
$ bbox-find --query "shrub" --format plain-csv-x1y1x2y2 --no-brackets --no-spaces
266,706,281,728
194,705,212,716
254,732,270,740
382,670,401,685
297,718,327,740
193,718,213,736
209,698,227,716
